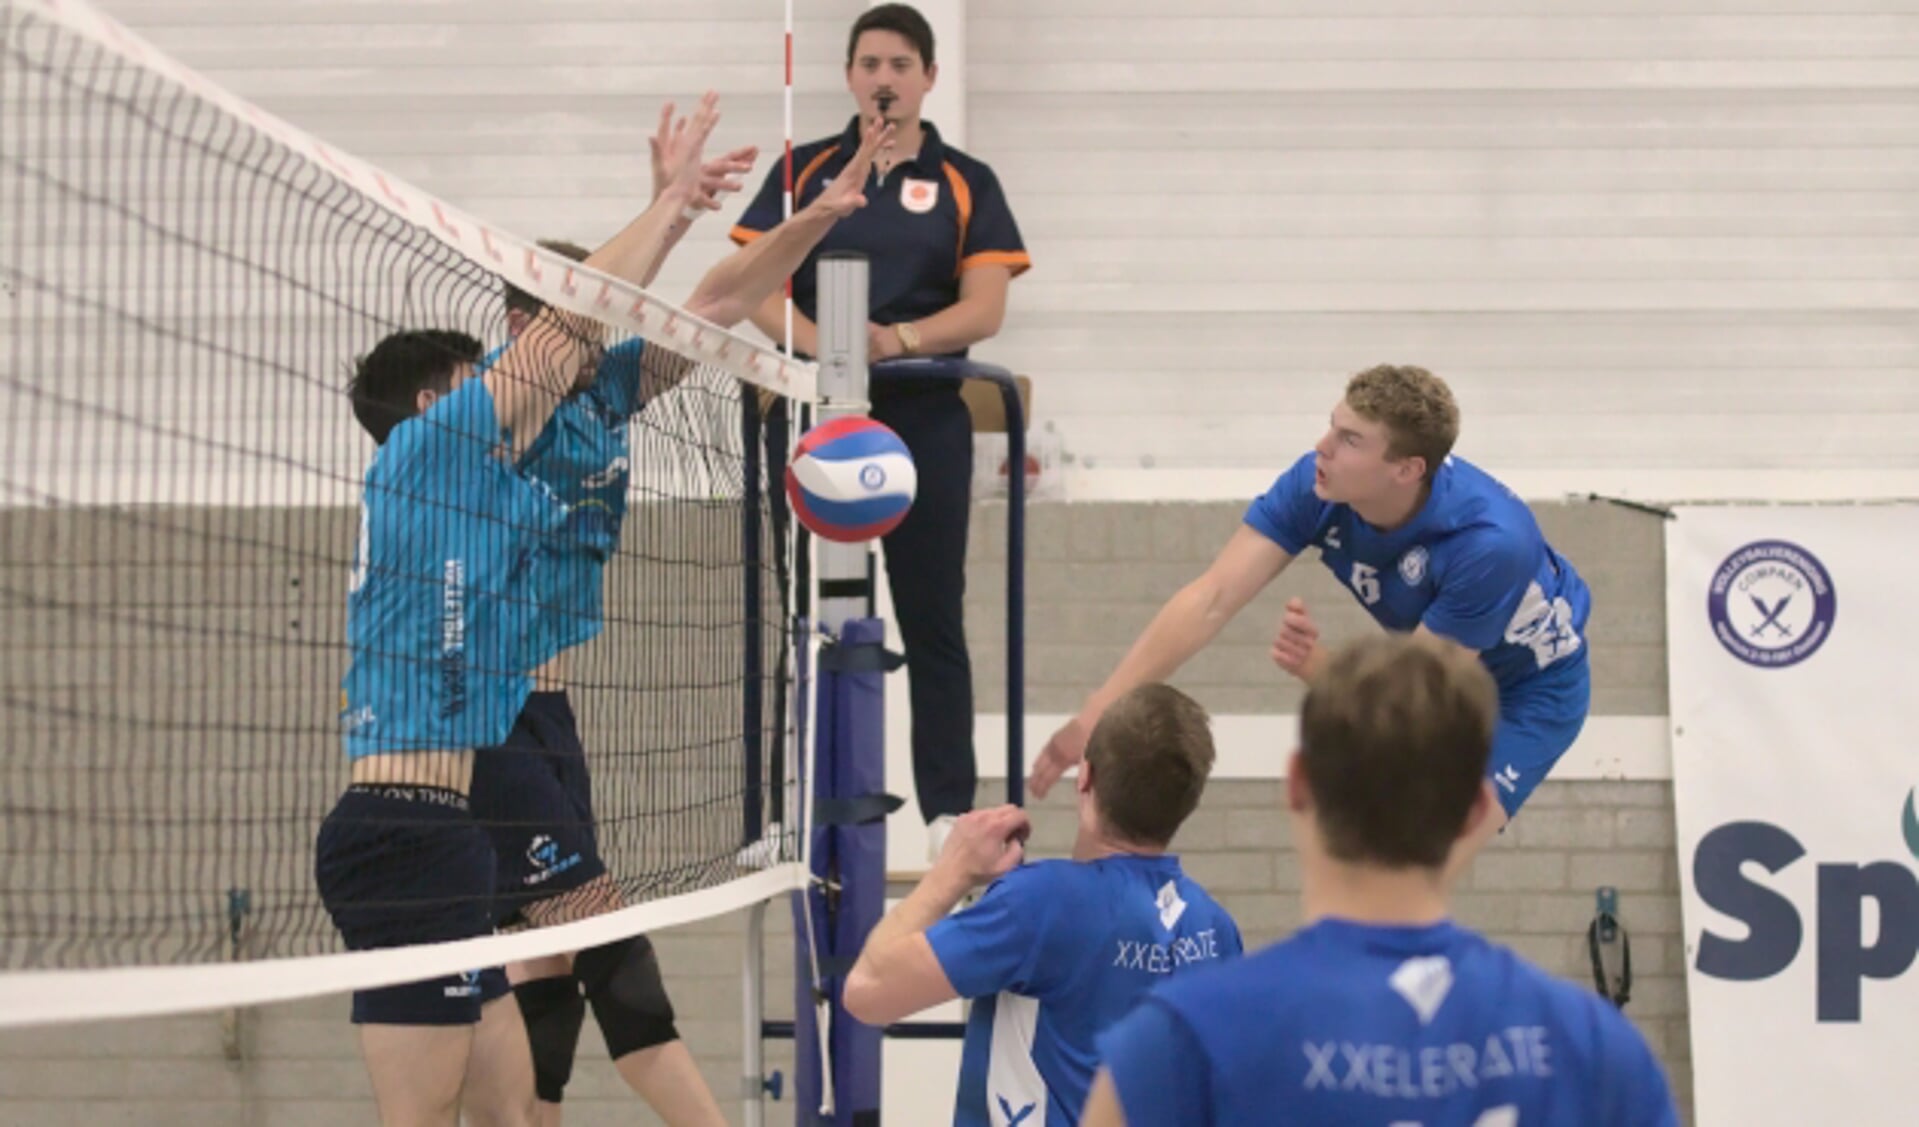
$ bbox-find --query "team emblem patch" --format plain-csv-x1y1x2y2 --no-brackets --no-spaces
901,177,939,214
1398,546,1429,585
1706,539,1837,668
1154,880,1187,931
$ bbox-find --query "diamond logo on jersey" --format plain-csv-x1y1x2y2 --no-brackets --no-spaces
1399,545,1429,585
1155,880,1187,931
901,177,939,214
1389,955,1454,1025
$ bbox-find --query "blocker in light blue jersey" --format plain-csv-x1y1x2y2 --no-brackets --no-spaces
1247,453,1593,814
340,377,564,758
1098,918,1679,1127
478,336,647,658
927,855,1241,1127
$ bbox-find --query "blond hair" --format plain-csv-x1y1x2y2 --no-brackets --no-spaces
1344,365,1460,483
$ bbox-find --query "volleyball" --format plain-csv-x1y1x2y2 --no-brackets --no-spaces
785,416,917,543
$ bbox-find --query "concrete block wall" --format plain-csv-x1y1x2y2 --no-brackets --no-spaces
0,495,1691,1123
0,780,1687,1125
0,909,800,1127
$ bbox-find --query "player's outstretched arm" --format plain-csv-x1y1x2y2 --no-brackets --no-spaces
634,100,760,401
1029,526,1293,798
745,288,821,358
681,117,893,330
638,97,757,290
486,97,721,451
592,92,723,292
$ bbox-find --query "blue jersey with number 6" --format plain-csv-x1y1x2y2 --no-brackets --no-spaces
1246,453,1590,693
1097,918,1680,1127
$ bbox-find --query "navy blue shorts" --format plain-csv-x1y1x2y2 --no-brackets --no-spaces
314,784,509,1025
471,691,607,925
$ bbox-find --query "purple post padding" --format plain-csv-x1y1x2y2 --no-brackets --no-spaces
791,617,887,1125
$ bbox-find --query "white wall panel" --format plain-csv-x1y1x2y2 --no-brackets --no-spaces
18,0,1919,501
969,1,1919,496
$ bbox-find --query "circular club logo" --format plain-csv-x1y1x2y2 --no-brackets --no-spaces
1706,540,1836,668
1398,546,1429,585
858,463,887,491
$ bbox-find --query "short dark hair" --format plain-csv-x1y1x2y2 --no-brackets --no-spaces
847,3,935,68
504,239,591,319
1297,634,1498,869
347,329,483,444
1084,683,1216,848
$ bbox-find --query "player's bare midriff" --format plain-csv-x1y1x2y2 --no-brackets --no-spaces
348,748,475,794
533,651,571,693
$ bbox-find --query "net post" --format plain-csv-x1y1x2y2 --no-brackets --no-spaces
743,898,767,1127
1000,382,1027,807
814,251,871,631
791,251,880,1125
742,387,766,849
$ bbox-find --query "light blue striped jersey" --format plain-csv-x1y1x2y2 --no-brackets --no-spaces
341,377,564,758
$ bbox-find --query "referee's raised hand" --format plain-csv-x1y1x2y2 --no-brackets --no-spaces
932,805,1030,888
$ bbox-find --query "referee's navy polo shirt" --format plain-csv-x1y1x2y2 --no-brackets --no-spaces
732,117,1029,362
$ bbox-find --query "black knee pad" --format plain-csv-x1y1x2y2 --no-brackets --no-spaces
513,976,586,1104
573,935,679,1059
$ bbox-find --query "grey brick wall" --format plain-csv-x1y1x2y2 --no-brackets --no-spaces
0,498,1690,1123
968,497,1667,718
0,779,1688,1126
0,908,800,1127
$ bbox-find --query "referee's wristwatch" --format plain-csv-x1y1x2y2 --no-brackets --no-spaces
893,322,922,356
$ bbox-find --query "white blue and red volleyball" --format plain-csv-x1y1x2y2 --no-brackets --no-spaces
785,417,917,543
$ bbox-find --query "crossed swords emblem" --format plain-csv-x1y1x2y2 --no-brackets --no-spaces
1749,593,1794,639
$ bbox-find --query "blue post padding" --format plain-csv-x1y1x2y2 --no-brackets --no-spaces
792,617,887,1125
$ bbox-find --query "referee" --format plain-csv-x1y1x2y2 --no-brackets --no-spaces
732,3,1030,855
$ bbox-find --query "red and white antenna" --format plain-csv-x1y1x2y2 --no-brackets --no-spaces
781,0,796,360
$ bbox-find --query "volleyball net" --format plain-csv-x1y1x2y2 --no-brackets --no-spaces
0,0,816,1024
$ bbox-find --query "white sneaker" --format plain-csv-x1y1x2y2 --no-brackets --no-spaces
926,814,958,864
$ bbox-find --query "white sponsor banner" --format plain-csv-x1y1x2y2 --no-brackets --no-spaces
1667,505,1919,1125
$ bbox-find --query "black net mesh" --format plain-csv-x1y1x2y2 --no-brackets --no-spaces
0,1,797,970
